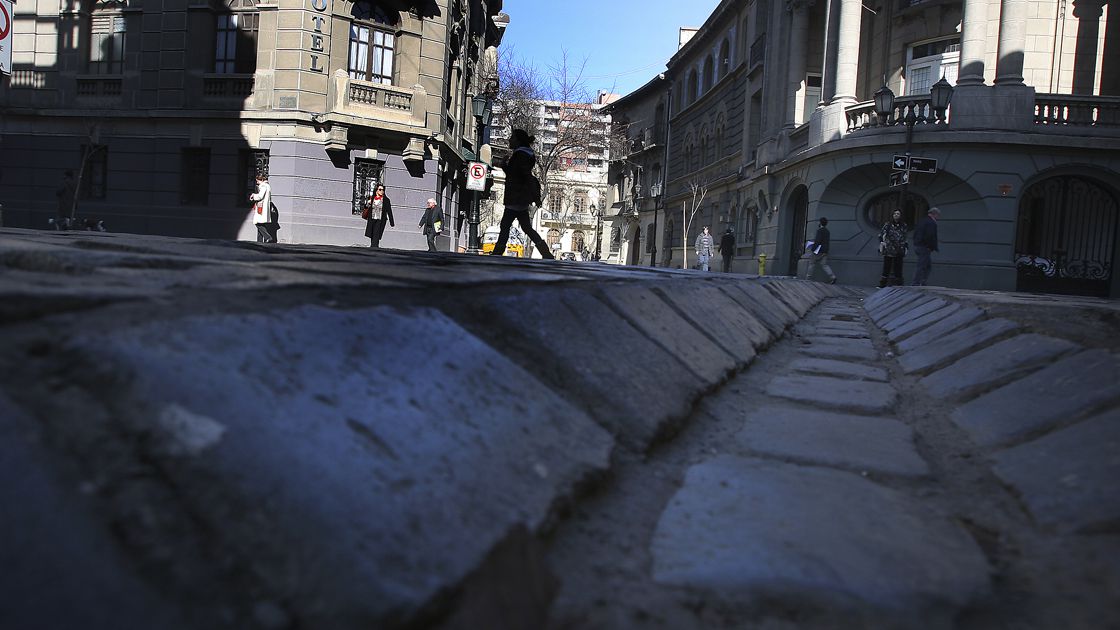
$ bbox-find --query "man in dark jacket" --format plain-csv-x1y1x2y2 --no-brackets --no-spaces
418,198,444,252
719,227,736,273
912,207,941,285
804,217,837,284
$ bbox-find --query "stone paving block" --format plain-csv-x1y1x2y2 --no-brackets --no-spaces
737,407,930,477
65,305,614,626
870,292,931,324
762,280,816,316
0,395,192,630
789,357,889,382
898,318,1020,375
896,306,986,353
723,283,795,337
655,284,762,363
463,288,709,450
920,334,1081,401
882,297,951,332
991,409,1120,533
888,303,962,342
863,287,904,311
599,286,737,383
766,374,897,414
798,337,880,362
650,457,989,609
953,349,1120,448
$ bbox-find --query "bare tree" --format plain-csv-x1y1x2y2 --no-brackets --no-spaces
71,119,108,220
682,178,709,270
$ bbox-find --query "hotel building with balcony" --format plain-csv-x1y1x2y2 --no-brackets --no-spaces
0,0,507,249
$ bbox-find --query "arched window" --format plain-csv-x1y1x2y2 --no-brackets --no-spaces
702,56,714,92
864,191,926,231
214,0,259,74
547,228,561,249
572,230,586,253
687,69,699,103
349,1,399,84
718,39,730,80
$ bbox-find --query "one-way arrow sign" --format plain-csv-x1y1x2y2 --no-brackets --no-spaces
889,171,909,187
892,155,909,170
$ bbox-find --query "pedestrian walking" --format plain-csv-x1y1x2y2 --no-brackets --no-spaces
56,170,77,222
418,198,444,252
491,128,554,259
719,227,736,273
912,207,941,286
695,226,715,271
878,209,908,287
249,173,276,243
804,217,837,284
363,183,395,248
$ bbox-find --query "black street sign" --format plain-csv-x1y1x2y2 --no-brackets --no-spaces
889,171,909,187
892,155,909,170
909,156,938,173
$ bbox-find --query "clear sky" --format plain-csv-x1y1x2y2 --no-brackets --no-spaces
500,0,722,98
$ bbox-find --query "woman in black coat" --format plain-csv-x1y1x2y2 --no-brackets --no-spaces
490,129,554,259
364,183,395,248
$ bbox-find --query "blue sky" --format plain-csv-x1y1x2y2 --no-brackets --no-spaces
501,0,722,98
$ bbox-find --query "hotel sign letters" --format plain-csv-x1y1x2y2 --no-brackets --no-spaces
309,0,329,72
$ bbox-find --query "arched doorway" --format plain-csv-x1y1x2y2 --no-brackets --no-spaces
629,225,641,265
1015,175,1118,297
786,186,809,276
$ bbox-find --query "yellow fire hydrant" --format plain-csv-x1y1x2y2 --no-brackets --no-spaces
758,253,766,276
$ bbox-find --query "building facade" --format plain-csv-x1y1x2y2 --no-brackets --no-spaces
0,0,507,250
610,0,1120,297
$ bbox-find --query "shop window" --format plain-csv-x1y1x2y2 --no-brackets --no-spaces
79,145,108,200
181,148,211,205
571,230,585,253
87,13,125,75
353,159,384,216
610,226,621,252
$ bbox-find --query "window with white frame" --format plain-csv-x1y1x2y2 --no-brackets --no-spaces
905,37,959,95
88,13,125,74
349,2,398,84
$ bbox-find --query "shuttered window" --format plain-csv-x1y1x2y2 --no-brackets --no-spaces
88,14,125,75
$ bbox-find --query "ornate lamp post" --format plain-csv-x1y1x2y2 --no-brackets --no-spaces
873,78,954,215
591,203,604,261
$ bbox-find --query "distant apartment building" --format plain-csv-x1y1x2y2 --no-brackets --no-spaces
0,0,508,250
608,0,1119,297
489,92,615,260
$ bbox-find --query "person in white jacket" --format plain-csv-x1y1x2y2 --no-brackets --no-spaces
249,174,275,243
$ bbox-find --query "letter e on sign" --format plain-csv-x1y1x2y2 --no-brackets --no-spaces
466,162,488,191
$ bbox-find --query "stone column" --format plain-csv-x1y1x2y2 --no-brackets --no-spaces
819,0,841,105
785,1,810,127
994,0,1028,85
831,0,863,104
1072,0,1106,95
957,0,989,85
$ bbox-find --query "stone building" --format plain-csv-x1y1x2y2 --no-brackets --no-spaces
609,0,1120,297
0,0,507,249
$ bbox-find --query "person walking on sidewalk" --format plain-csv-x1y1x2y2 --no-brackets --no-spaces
363,184,395,248
491,128,554,259
695,226,715,271
419,198,443,252
719,227,736,273
878,209,908,287
249,173,275,243
912,207,940,286
805,217,837,284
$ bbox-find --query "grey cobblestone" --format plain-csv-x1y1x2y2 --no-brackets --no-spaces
650,456,990,609
991,409,1120,533
920,334,1081,401
798,337,880,362
898,318,1020,375
870,293,935,325
788,357,889,381
736,407,930,477
882,297,951,332
952,349,1120,447
888,303,962,342
896,306,986,353
767,374,897,414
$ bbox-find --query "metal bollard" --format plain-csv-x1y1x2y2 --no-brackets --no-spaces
758,253,766,275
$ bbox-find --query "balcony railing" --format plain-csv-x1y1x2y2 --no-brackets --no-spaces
76,76,122,98
1035,94,1120,127
202,75,254,99
349,81,413,111
845,95,950,133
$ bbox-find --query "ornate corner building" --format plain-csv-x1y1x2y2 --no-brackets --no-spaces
608,0,1120,297
0,0,507,249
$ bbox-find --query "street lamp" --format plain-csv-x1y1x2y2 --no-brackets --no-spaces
591,203,604,261
873,78,954,216
467,93,494,254
650,180,662,267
